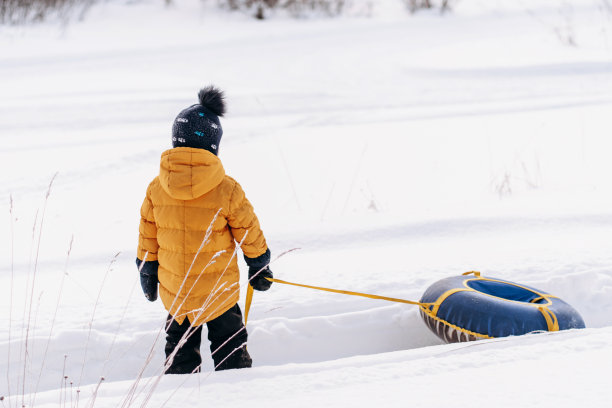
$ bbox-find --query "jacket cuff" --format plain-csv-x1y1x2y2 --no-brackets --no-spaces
244,248,271,269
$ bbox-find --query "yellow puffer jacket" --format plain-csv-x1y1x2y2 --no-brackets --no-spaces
137,147,268,326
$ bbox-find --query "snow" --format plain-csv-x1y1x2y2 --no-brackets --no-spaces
1,0,612,406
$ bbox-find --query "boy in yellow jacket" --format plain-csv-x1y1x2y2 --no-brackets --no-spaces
136,86,272,374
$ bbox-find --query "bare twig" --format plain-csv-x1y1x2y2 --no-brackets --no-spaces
27,290,45,407
60,355,67,408
76,251,120,408
86,377,105,408
101,267,139,376
23,172,57,405
17,208,38,406
343,142,368,214
31,235,74,407
274,138,301,211
320,181,335,221
7,195,15,407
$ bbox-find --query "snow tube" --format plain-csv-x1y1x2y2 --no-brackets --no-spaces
419,272,585,343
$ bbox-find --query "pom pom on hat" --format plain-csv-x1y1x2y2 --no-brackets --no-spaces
198,85,226,117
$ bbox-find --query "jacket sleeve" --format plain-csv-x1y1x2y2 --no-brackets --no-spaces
227,180,268,258
137,185,159,262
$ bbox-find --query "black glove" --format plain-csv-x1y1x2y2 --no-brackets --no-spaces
249,265,273,291
244,249,273,291
136,258,159,302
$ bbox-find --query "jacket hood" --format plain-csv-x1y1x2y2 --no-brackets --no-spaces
159,147,225,200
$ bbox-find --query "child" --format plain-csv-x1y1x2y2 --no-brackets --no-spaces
136,86,273,374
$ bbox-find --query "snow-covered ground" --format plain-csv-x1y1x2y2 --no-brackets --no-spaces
1,0,612,406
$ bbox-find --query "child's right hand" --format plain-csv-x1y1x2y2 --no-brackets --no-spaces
249,266,273,291
244,249,273,291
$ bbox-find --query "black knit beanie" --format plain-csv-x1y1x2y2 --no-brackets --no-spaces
172,86,226,155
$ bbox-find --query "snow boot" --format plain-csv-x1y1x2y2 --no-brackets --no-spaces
214,345,252,371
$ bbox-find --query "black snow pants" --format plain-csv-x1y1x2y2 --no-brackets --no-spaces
164,304,252,374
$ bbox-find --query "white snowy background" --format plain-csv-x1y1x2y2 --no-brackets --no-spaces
1,0,612,406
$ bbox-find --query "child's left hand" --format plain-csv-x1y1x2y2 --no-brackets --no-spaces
136,258,159,301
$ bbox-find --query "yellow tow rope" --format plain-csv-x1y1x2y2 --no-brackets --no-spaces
244,277,432,326
244,272,562,335
244,284,254,325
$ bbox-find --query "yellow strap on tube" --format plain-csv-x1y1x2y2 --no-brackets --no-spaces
538,306,560,332
430,287,472,316
462,271,481,277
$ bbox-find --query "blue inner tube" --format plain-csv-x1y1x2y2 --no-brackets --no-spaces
419,272,585,343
